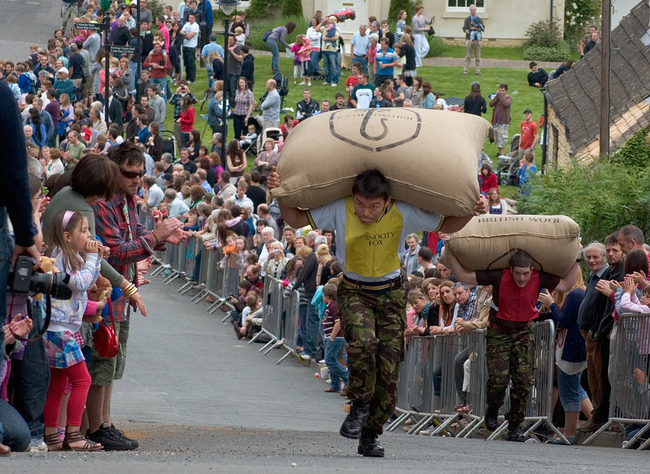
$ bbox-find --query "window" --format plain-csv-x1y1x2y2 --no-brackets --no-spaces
447,0,485,9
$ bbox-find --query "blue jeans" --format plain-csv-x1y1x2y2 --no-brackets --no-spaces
267,39,280,74
0,399,30,452
310,50,321,75
557,366,588,412
10,305,50,438
322,51,338,84
353,55,367,73
303,303,319,357
150,77,168,101
324,337,349,391
297,303,307,349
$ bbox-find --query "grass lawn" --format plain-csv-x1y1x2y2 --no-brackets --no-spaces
168,54,544,196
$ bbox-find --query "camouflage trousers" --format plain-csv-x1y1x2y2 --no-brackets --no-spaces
485,325,535,426
337,282,406,435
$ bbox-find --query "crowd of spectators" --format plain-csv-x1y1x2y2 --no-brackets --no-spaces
1,0,648,457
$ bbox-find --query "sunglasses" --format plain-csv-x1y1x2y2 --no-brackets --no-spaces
119,168,145,179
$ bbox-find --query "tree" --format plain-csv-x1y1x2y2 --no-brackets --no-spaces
388,0,413,25
281,0,303,18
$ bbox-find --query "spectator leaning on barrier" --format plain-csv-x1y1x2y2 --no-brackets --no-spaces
577,241,611,414
88,142,186,450
444,249,579,442
267,168,487,457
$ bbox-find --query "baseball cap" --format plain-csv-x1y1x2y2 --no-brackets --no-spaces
162,173,173,182
523,108,532,114
57,67,69,74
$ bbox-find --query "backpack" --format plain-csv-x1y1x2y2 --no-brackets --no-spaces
262,29,273,42
273,72,289,97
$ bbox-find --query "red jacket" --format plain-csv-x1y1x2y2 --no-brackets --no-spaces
478,172,497,194
179,106,195,132
143,50,171,78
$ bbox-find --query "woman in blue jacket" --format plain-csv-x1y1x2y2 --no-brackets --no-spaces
538,270,593,445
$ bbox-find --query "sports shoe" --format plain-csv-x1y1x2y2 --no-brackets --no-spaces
506,427,526,442
299,81,306,85
331,83,338,87
308,82,312,86
87,423,132,451
318,359,325,364
298,353,312,361
109,424,139,449
340,401,369,439
323,82,330,85
484,407,498,433
29,437,48,452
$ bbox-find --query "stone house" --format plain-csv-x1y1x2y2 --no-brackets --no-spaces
544,0,650,167
297,0,564,43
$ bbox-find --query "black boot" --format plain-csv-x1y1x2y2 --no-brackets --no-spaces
339,401,369,439
506,425,526,442
357,431,384,457
484,406,498,433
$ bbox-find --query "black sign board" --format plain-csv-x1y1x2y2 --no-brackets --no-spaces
75,22,109,31
110,45,136,55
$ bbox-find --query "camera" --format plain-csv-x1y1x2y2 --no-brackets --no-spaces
9,256,72,300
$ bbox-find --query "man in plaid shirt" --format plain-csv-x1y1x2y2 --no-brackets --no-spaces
87,142,185,451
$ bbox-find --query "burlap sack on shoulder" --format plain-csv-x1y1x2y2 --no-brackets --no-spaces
438,215,581,277
271,108,492,216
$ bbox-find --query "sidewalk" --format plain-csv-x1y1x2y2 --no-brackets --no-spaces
250,49,557,70
421,57,558,69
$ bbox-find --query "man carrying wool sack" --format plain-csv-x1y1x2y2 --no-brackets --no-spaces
267,168,487,457
443,250,580,441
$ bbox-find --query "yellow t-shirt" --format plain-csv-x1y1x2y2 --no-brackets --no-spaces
307,196,444,282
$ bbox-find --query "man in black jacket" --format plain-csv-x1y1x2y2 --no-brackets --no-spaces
296,89,319,122
577,233,624,433
0,80,40,454
240,46,255,90
108,95,124,135
527,62,548,87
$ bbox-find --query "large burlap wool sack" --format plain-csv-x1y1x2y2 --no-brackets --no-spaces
271,108,491,216
438,215,581,277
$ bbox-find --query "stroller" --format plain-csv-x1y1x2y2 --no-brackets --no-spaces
256,126,283,154
161,130,178,161
241,115,264,155
495,134,521,186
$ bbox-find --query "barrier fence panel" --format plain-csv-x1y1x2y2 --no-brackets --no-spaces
249,276,283,350
488,320,567,443
458,329,487,438
178,238,199,294
584,313,650,449
276,289,301,365
426,334,467,436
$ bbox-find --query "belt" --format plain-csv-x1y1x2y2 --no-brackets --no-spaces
342,274,403,293
488,321,530,334
354,54,366,58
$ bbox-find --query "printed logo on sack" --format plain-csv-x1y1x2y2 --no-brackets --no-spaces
329,109,422,152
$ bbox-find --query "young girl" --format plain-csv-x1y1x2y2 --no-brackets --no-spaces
298,35,312,86
43,211,104,451
291,37,302,85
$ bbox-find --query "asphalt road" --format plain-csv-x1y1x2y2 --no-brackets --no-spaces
0,0,60,62
4,276,649,472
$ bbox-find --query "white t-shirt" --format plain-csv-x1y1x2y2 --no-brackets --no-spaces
308,198,443,282
147,184,165,208
182,21,201,48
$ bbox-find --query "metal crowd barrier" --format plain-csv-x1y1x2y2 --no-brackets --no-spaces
389,320,564,441
143,221,650,448
250,276,284,354
488,319,568,443
583,313,650,450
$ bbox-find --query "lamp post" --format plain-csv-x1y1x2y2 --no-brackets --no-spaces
216,0,240,163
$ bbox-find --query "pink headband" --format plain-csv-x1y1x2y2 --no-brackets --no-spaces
62,210,76,229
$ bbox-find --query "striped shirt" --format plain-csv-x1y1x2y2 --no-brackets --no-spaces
323,300,342,338
375,47,398,77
